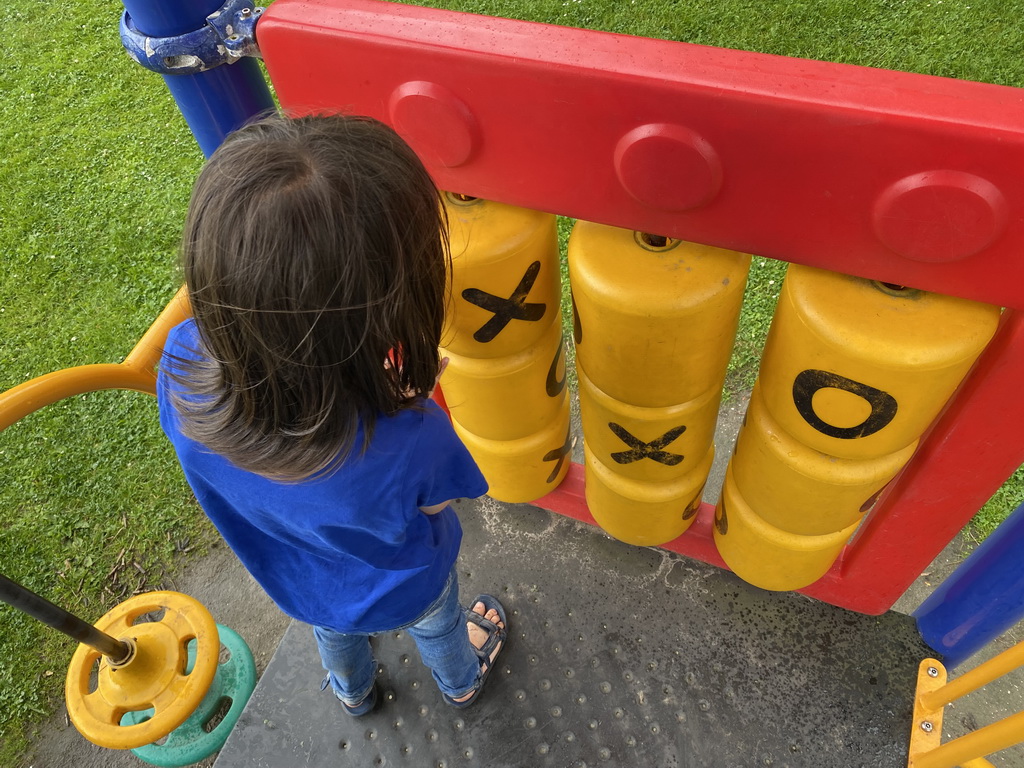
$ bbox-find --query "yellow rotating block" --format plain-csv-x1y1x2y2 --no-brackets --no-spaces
758,264,1000,460
443,195,560,358
453,403,571,503
714,467,859,592
578,365,719,483
731,388,917,535
568,220,749,407
584,442,713,546
441,320,566,441
65,591,219,750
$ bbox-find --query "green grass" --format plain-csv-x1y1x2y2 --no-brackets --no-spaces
0,2,212,761
974,466,1024,539
404,0,1024,85
3,0,1024,762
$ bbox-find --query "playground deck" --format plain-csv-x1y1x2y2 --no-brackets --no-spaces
214,497,931,768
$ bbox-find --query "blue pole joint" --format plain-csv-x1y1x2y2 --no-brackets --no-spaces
119,0,275,156
120,0,264,76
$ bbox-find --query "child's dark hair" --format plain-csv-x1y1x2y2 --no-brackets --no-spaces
173,113,448,480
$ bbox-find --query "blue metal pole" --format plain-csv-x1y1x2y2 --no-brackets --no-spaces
120,0,275,157
914,500,1024,669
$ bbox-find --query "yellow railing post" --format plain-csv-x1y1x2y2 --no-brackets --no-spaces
0,287,190,432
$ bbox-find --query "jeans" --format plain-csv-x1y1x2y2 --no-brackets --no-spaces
313,569,480,706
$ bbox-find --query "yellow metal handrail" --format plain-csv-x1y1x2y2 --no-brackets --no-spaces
908,642,1024,768
0,287,190,432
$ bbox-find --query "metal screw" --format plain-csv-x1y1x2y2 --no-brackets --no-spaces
927,667,940,678
921,721,934,733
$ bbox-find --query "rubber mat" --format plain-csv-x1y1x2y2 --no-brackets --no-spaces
215,498,929,768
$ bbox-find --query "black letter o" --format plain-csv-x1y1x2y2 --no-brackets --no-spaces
792,369,898,439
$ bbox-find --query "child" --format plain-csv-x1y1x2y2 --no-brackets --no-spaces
156,113,506,716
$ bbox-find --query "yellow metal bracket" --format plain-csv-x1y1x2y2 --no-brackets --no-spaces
908,644,1024,768
908,659,953,766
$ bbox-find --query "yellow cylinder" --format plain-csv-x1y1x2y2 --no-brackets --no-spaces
758,264,1001,460
731,386,918,535
569,222,750,407
453,405,571,503
578,366,720,484
440,195,571,503
714,465,859,591
443,195,561,359
584,442,713,547
569,221,750,545
441,322,566,441
716,264,1000,591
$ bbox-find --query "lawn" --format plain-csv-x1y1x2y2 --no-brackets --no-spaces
2,0,1023,762
0,2,211,760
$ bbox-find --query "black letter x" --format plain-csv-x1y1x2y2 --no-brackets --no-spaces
462,261,546,343
609,423,686,466
542,426,573,483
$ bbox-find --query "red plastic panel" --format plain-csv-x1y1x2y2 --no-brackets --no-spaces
258,1,1024,613
258,0,1024,309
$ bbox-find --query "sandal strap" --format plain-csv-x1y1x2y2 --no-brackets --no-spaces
466,611,501,635
465,602,506,664
473,624,505,663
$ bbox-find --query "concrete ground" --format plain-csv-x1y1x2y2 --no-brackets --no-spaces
23,512,1024,768
22,541,289,768
20,394,1024,767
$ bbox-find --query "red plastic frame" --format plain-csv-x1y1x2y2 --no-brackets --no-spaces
258,0,1024,614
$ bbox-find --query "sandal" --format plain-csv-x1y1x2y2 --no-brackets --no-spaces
443,594,508,708
341,683,379,717
321,675,379,717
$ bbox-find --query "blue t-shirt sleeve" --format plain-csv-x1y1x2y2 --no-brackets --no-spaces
157,320,197,438
407,401,488,507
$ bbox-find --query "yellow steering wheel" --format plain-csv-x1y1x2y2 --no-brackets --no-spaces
65,591,219,750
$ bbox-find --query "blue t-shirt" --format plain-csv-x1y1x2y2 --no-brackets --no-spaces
157,320,488,633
